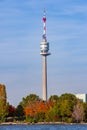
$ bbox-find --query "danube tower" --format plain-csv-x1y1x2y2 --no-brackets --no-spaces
40,10,51,101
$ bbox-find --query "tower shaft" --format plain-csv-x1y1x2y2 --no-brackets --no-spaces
42,56,47,101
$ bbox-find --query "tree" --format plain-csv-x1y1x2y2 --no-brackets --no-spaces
46,103,59,122
60,93,77,104
49,95,59,103
59,93,77,112
25,101,49,116
20,94,40,108
72,100,84,123
55,93,78,122
15,105,24,117
83,103,87,122
59,100,72,122
24,100,54,122
0,84,8,121
8,105,15,117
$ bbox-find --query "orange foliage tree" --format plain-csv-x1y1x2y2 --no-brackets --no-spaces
24,100,54,117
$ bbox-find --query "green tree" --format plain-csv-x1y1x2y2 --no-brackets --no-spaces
57,93,77,122
58,100,72,122
47,95,59,121
0,84,8,122
49,95,59,103
15,105,24,117
60,93,77,103
46,93,78,123
20,94,41,108
46,104,59,122
60,93,77,111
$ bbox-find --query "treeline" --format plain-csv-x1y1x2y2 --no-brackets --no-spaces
0,84,87,123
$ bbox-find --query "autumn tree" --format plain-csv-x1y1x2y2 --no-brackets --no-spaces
24,100,54,122
72,100,84,123
19,94,41,122
0,84,8,121
24,101,42,122
8,105,15,117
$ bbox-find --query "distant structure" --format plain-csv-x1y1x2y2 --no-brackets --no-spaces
75,94,87,102
40,10,50,101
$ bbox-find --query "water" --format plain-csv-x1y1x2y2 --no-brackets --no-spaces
0,124,87,130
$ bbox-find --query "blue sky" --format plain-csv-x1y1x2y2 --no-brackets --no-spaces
0,0,87,106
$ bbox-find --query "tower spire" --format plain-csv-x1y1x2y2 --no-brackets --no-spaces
42,9,46,41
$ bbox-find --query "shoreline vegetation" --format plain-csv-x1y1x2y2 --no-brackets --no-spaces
0,84,87,124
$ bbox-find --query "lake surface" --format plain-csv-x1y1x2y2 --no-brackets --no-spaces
0,124,87,130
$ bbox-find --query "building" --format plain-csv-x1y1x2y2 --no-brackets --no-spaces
75,94,87,102
40,10,51,101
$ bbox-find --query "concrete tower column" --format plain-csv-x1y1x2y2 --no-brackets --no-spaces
42,56,47,101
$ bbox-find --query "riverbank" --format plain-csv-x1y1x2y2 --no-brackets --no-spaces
0,121,87,126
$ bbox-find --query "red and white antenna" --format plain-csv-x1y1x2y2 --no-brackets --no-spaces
42,9,46,41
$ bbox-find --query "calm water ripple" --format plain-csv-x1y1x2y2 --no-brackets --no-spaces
0,124,87,130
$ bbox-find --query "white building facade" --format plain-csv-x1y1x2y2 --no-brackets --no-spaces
75,94,87,102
